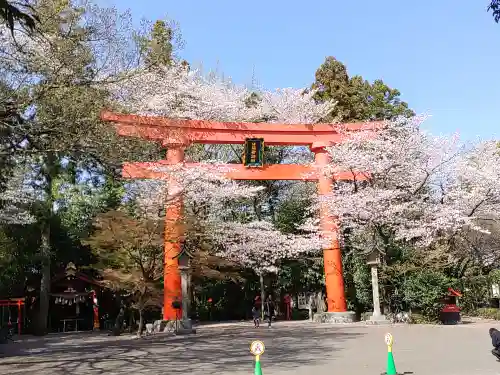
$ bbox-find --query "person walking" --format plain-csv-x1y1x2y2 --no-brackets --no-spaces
264,296,275,328
252,306,260,328
283,294,292,321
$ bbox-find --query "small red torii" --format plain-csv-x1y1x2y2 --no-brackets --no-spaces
101,110,380,321
0,299,24,335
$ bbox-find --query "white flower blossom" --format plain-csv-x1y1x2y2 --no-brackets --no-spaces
0,168,35,225
210,220,322,274
107,64,335,123
321,116,500,246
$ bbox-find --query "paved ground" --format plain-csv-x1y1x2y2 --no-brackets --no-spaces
0,320,499,374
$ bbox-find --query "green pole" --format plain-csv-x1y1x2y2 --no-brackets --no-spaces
254,355,263,375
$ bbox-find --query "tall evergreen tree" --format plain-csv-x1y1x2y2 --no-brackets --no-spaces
0,0,171,333
312,56,414,122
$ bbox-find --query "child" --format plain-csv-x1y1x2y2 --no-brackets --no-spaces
490,328,500,360
252,306,260,328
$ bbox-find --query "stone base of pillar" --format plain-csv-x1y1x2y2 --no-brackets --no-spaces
366,313,390,325
175,319,196,335
312,311,356,324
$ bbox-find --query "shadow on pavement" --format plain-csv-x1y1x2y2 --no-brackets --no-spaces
0,324,364,374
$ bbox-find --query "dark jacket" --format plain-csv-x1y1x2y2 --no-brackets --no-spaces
264,300,274,317
490,328,500,348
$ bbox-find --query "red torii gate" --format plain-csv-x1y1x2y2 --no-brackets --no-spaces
101,111,379,321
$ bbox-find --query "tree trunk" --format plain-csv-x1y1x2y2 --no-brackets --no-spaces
191,286,196,321
37,227,51,335
112,304,124,336
253,197,262,220
308,294,314,321
37,152,56,335
260,273,265,320
137,308,144,337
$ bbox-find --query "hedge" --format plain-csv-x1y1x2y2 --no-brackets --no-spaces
473,307,500,320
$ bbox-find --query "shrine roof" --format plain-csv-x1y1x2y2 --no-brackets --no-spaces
51,271,103,287
448,288,462,297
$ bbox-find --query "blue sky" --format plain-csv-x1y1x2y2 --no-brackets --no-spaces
99,0,500,141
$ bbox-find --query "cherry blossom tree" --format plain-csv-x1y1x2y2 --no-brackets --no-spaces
209,219,322,318
106,59,336,227
447,141,500,223
0,167,34,225
322,116,500,250
130,163,265,222
210,220,322,274
108,63,335,124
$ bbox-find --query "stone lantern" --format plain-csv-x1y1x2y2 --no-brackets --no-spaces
174,243,196,334
366,251,388,324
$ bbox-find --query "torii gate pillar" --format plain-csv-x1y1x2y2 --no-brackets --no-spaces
311,142,349,318
163,145,185,320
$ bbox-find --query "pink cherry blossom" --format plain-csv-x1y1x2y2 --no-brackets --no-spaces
321,116,500,246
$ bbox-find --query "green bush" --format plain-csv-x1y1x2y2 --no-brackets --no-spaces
490,269,500,284
473,307,500,320
409,313,436,324
343,248,373,314
454,275,490,313
402,270,450,320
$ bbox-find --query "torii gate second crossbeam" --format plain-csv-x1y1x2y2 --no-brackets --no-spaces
101,111,379,322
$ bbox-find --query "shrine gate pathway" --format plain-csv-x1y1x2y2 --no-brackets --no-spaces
0,320,497,375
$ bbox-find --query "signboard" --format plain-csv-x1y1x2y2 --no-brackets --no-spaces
297,293,307,309
297,292,315,310
493,284,499,298
250,340,265,356
384,333,393,347
243,138,264,167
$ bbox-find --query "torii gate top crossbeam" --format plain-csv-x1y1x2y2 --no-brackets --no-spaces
101,111,382,146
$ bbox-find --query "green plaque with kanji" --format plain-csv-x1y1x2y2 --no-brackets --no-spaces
243,138,264,167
